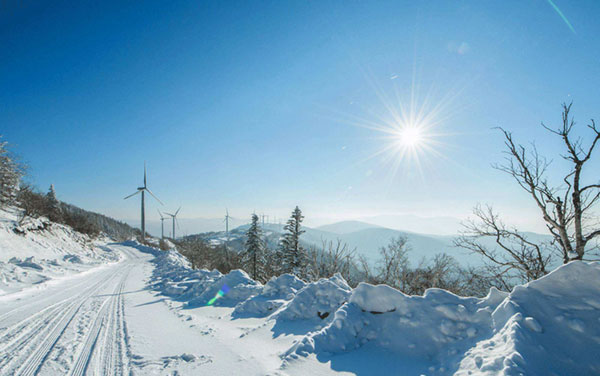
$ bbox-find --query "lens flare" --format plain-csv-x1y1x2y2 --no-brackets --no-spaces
207,284,230,306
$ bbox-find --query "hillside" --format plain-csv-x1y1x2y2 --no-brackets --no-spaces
188,221,475,265
316,220,380,234
0,207,120,295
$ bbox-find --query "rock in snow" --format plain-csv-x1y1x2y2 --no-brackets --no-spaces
275,273,352,321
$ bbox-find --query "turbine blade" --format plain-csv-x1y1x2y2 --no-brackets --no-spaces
165,212,175,216
124,190,141,200
157,209,164,219
145,188,163,205
144,162,147,187
175,207,181,216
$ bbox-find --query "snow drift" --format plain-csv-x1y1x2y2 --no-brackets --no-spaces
275,273,352,322
456,261,600,375
145,248,263,308
233,274,306,318
285,261,600,375
141,243,600,375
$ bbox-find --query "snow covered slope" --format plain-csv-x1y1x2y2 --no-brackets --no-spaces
0,207,119,295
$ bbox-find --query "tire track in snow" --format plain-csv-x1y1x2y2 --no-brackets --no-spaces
0,270,117,373
0,260,131,375
71,265,132,376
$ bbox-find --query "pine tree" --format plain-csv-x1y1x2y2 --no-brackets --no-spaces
279,206,308,279
0,137,21,207
46,184,62,221
242,214,267,281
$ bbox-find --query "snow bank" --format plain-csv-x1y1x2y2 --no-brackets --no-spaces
287,283,501,373
0,208,119,295
276,273,351,321
145,249,262,308
286,262,600,375
233,274,306,318
185,269,262,308
140,240,600,375
456,261,600,376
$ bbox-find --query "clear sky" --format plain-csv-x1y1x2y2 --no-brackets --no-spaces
1,0,599,233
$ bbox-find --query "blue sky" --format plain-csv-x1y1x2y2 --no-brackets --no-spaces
1,0,599,232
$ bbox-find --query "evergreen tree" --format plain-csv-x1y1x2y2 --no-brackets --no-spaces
242,214,267,281
46,184,62,221
279,206,308,279
0,137,21,206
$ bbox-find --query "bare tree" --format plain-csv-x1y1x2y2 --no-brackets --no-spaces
456,104,600,283
309,239,357,285
454,204,552,284
495,103,600,262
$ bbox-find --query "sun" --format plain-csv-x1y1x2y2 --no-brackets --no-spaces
396,126,423,148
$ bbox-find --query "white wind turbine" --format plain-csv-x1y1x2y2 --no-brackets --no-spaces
223,208,232,268
165,207,181,240
124,163,163,242
158,210,167,240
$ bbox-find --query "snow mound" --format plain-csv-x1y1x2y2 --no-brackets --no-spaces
276,273,351,321
288,283,499,372
143,247,220,299
186,269,263,308
286,261,600,375
456,261,600,376
233,274,306,318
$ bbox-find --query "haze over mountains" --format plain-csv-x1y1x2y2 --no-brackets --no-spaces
129,216,555,267
128,214,464,238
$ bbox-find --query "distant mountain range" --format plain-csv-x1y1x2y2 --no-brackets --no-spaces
129,217,553,267
126,214,466,238
185,219,553,267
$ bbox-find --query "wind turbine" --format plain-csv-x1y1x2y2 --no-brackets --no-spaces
223,209,232,268
165,207,181,240
158,210,166,240
224,208,232,244
124,163,162,242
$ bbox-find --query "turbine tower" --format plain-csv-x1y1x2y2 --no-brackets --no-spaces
124,163,162,242
224,208,232,244
223,208,232,268
165,207,181,240
158,210,166,240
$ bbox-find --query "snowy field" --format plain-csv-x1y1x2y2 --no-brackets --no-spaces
0,210,599,375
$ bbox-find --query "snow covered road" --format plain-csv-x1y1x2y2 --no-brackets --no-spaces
0,244,224,375
0,245,141,375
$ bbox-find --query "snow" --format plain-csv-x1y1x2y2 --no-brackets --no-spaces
275,273,352,322
286,282,500,374
233,273,306,318
1,205,599,375
0,208,118,295
285,261,600,376
456,261,600,376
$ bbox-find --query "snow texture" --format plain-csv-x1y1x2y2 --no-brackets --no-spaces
286,261,600,375
232,273,306,318
0,208,119,295
144,247,263,308
275,273,352,321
